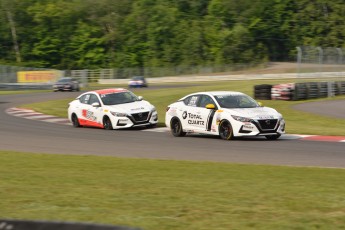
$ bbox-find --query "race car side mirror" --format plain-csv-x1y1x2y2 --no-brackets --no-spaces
92,102,101,107
258,102,263,107
138,96,143,101
205,104,216,109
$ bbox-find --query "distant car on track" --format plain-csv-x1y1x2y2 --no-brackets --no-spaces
68,88,158,129
128,76,148,88
53,77,80,92
165,91,285,140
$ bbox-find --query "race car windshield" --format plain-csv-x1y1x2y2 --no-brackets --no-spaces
101,92,139,105
215,94,259,108
57,78,72,83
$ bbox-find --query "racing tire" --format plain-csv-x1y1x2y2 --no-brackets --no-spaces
103,116,113,130
170,118,186,137
265,134,281,140
219,119,234,140
71,114,82,128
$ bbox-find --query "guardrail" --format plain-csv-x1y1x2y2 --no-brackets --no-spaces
0,83,53,90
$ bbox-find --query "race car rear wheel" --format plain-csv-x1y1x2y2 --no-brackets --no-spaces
171,118,186,137
265,134,281,140
103,116,113,130
219,119,234,140
71,114,81,127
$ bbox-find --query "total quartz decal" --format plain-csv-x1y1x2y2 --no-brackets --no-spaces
183,111,205,126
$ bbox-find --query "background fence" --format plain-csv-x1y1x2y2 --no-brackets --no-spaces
296,46,344,76
0,46,344,85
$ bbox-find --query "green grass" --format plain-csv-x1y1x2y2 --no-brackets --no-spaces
0,89,51,95
1,151,345,230
21,80,345,136
2,80,345,229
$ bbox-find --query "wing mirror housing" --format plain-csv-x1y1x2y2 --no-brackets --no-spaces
92,102,101,107
258,102,263,107
205,104,216,109
138,96,143,101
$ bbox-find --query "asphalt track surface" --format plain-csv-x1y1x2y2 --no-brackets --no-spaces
1,91,345,168
293,100,345,119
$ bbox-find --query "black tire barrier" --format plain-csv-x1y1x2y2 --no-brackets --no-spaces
293,83,307,101
317,82,328,98
0,220,142,230
306,82,319,99
254,84,272,100
256,81,345,101
339,81,345,94
335,81,345,95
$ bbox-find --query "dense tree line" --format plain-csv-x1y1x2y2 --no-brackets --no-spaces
0,0,344,70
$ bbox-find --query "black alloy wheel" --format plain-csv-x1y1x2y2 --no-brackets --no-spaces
171,118,186,137
72,114,81,127
219,120,234,140
103,117,113,130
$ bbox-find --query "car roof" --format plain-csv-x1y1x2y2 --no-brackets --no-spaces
187,91,245,96
57,77,72,81
92,88,128,95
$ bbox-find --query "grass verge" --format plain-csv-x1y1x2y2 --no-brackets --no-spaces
1,151,345,230
21,80,345,136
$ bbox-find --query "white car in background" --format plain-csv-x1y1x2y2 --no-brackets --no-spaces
165,91,285,140
128,76,148,88
68,88,158,129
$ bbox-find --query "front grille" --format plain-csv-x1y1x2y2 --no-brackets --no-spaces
131,112,149,122
257,119,278,130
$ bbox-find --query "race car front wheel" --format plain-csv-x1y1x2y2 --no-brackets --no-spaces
171,118,186,137
71,114,81,127
219,119,234,140
103,116,113,130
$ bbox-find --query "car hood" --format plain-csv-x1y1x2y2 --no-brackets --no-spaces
223,107,282,119
105,100,153,113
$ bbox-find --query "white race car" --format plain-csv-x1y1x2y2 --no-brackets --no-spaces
128,76,148,88
165,91,285,140
68,88,158,129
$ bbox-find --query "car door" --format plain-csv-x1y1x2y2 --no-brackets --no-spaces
78,93,103,128
180,94,215,132
179,95,199,131
197,94,217,131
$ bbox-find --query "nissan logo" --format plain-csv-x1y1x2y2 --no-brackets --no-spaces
265,120,271,125
138,113,143,118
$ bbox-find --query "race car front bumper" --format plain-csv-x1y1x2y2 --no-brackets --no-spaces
111,111,158,129
234,118,285,137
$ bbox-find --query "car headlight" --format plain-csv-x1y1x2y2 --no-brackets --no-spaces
231,115,252,122
110,111,127,117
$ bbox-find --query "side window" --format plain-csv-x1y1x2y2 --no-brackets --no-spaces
79,94,90,104
182,97,191,105
183,95,199,107
88,94,100,105
198,95,215,108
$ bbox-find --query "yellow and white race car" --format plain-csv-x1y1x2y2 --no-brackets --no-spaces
165,91,285,140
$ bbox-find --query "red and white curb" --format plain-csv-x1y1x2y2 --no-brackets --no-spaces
5,107,345,142
6,107,71,125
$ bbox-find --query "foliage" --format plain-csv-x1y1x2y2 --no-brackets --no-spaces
0,0,344,69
